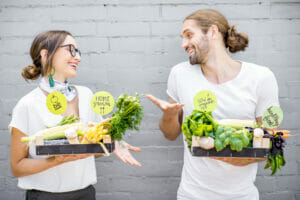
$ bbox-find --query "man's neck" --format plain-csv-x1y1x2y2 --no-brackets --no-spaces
200,49,241,84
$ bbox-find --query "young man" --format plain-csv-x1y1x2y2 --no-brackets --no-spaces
147,9,279,200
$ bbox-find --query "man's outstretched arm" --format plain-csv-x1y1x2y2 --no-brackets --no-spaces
146,95,184,141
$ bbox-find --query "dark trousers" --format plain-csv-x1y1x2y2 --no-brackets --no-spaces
25,185,96,200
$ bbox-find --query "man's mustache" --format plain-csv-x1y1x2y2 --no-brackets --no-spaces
185,45,195,53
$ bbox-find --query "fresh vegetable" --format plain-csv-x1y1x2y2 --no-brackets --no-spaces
264,131,287,175
282,134,291,139
182,110,216,148
216,119,259,130
22,94,143,143
195,136,215,150
81,118,110,144
182,110,252,151
21,116,112,154
214,125,251,152
265,153,286,175
252,128,264,148
65,126,80,144
46,114,79,128
182,109,290,175
105,94,143,141
253,128,264,137
268,130,291,138
21,123,85,142
22,114,82,142
79,118,111,155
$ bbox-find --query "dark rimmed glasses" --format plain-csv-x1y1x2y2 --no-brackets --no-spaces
60,44,81,57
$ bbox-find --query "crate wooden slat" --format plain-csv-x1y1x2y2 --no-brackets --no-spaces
191,146,270,158
36,142,115,155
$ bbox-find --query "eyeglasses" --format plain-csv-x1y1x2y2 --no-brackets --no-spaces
59,44,81,57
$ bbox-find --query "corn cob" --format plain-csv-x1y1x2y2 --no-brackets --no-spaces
21,123,85,142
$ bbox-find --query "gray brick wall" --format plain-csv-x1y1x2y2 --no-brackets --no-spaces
0,0,299,199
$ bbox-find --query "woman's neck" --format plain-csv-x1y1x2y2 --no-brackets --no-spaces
46,74,66,83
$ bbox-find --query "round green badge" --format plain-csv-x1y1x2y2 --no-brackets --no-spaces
193,90,217,112
91,91,115,115
262,106,283,129
46,91,67,115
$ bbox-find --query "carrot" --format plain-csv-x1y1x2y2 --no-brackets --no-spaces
278,130,290,135
282,134,291,139
267,130,290,135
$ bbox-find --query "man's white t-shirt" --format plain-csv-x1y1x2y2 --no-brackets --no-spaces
9,85,102,193
167,61,279,200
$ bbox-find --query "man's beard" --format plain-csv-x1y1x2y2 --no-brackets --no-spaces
189,37,209,65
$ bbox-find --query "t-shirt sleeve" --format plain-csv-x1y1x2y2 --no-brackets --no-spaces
8,100,29,135
255,69,280,117
166,67,179,103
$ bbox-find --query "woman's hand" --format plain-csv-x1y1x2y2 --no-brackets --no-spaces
114,141,142,167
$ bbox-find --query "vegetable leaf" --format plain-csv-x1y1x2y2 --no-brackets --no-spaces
106,94,143,141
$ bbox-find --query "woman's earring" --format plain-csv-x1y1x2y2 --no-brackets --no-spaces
49,68,55,87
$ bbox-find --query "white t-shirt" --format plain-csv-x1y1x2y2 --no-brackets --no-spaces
9,85,102,193
167,61,279,200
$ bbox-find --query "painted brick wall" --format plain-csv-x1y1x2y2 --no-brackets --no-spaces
0,0,299,199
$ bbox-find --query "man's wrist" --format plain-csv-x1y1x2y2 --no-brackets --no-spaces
161,112,179,122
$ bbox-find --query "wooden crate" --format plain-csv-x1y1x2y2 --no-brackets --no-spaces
36,136,115,155
191,146,269,159
191,136,270,159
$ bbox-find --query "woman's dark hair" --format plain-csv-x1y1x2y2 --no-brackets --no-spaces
22,30,72,81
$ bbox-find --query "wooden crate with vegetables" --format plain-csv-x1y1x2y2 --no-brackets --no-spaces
21,94,143,156
182,110,291,175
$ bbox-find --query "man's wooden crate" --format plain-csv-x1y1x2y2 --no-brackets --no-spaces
191,136,270,159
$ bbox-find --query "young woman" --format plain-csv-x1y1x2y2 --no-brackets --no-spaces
9,30,141,200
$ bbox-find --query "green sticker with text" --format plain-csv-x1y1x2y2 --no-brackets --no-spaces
262,106,283,129
46,91,67,115
91,91,115,115
193,90,217,112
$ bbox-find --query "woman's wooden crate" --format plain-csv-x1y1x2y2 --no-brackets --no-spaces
35,135,114,155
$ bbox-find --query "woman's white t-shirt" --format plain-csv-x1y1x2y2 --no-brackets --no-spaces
9,85,102,193
167,61,279,200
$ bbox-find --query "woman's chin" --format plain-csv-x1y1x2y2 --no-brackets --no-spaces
66,72,77,79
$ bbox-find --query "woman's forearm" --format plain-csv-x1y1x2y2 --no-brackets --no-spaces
11,156,60,177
